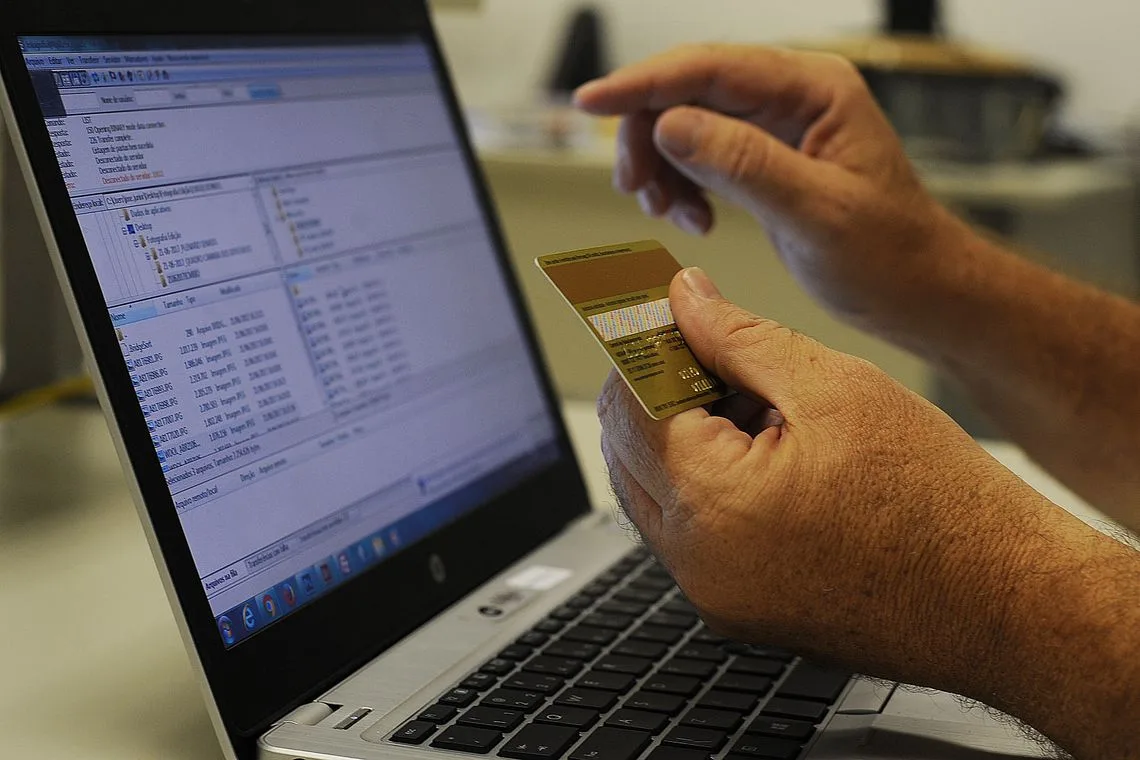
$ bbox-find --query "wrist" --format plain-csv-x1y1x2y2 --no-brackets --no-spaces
965,504,1140,758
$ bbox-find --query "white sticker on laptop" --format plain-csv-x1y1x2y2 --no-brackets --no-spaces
506,565,572,591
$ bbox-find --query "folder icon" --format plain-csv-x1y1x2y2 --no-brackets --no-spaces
159,275,168,287
122,209,130,221
138,235,147,247
151,248,158,261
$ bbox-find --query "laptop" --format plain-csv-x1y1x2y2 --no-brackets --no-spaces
0,2,1050,759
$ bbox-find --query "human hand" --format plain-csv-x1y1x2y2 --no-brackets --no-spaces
574,44,967,332
598,267,1078,690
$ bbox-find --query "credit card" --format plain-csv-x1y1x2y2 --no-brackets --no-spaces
536,239,729,420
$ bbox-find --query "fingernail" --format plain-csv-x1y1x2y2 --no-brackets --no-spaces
672,206,707,236
572,79,603,106
638,183,664,217
656,109,704,160
682,267,722,299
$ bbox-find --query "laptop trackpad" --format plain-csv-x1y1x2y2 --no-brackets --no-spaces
861,688,1051,758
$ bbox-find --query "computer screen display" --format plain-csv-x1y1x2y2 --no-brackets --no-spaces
17,35,560,647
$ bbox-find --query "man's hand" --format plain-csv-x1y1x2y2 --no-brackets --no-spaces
599,268,1140,759
574,44,959,329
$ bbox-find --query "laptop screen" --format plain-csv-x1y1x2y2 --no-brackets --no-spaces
17,35,560,648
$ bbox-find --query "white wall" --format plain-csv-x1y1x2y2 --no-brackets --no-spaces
435,0,1140,142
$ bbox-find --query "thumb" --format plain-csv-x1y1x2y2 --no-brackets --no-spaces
669,267,835,415
654,105,831,219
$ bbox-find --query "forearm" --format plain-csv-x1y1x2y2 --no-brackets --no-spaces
969,507,1140,760
865,208,1140,532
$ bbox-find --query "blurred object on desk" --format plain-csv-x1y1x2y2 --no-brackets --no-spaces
547,6,608,95
797,0,1063,164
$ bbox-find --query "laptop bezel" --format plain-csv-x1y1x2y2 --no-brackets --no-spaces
0,2,592,754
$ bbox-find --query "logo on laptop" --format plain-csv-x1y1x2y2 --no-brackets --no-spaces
218,615,236,645
241,603,256,631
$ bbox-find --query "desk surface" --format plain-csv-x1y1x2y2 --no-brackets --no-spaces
0,402,1104,759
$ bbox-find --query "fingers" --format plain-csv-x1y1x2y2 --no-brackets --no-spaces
615,111,715,235
669,268,835,416
654,106,839,222
597,370,754,511
601,435,662,549
574,44,837,127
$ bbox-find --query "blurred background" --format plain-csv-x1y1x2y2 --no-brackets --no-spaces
5,0,1140,431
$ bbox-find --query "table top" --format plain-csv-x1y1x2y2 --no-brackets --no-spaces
0,401,1106,759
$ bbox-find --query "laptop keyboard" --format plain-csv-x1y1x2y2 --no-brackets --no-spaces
386,548,851,760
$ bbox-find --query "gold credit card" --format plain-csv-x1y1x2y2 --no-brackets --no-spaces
536,240,730,420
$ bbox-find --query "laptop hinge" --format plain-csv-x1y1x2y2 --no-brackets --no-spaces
276,702,335,727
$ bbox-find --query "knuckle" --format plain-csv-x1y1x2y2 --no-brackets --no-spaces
719,128,769,185
716,315,794,366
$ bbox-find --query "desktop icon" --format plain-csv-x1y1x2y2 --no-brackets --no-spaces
241,603,256,630
371,535,386,558
298,570,316,596
261,592,278,619
355,542,370,566
338,552,352,576
319,561,334,585
389,528,401,547
218,615,235,645
279,582,296,608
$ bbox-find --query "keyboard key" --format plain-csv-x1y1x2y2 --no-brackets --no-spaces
724,643,794,661
567,594,595,609
545,641,602,661
442,688,480,707
746,716,816,742
419,704,459,724
597,600,650,617
697,690,759,713
611,640,668,659
482,689,546,713
605,708,669,733
459,706,526,732
730,736,803,760
523,657,584,678
681,708,743,731
660,597,698,616
629,625,684,644
688,627,725,644
554,687,617,711
580,612,635,630
500,645,535,661
581,582,610,597
630,575,675,592
775,664,850,704
569,727,650,760
645,611,697,629
674,643,727,663
391,720,436,744
535,619,565,634
663,726,728,751
482,658,517,676
613,588,663,604
761,698,828,724
504,673,564,695
640,563,670,579
577,671,635,693
594,655,654,676
463,672,500,690
562,626,618,646
597,570,627,586
432,725,502,754
534,705,601,729
517,632,550,647
660,659,717,679
647,747,712,760
550,606,581,622
713,674,772,695
729,658,786,678
625,690,685,715
499,723,579,760
642,674,701,696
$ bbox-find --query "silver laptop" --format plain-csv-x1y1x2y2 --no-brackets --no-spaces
0,2,1049,759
